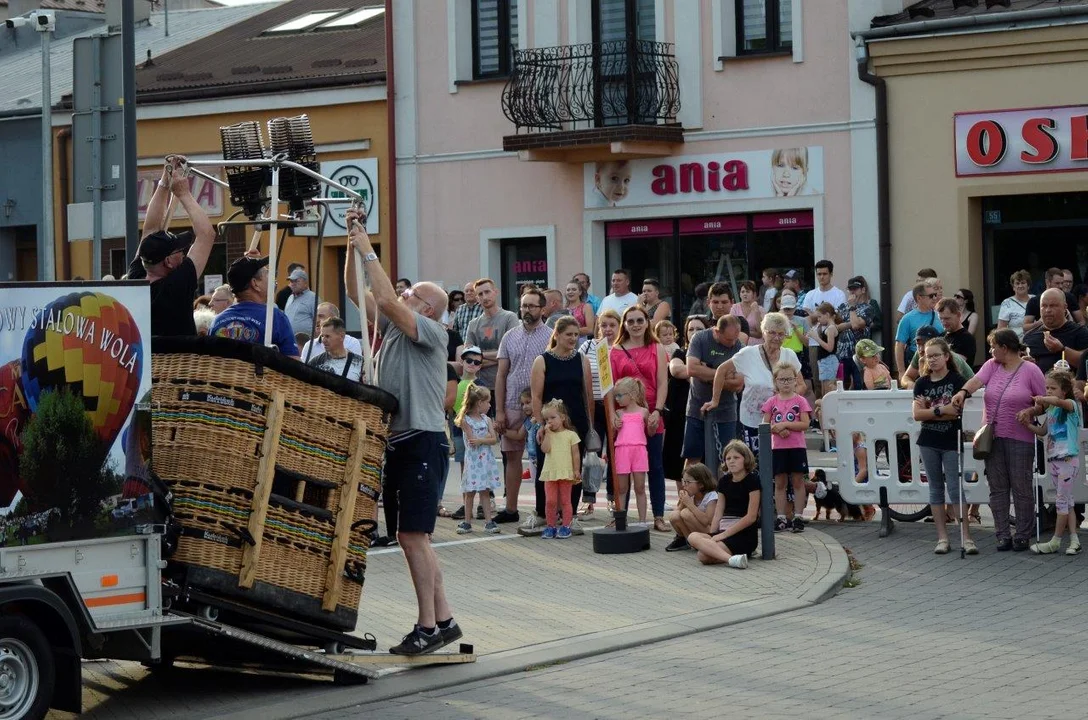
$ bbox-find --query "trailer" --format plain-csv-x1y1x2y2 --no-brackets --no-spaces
0,530,474,719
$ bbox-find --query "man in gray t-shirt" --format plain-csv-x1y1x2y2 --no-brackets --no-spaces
684,315,743,471
464,279,519,390
345,209,459,656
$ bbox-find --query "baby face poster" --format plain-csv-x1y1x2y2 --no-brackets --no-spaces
0,282,153,539
584,146,824,208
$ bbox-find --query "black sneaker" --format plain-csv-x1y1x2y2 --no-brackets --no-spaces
438,620,463,646
371,535,397,547
475,505,484,520
664,535,689,552
450,505,466,520
389,625,443,655
995,537,1012,552
1012,538,1031,552
774,517,788,532
791,517,805,533
493,509,520,524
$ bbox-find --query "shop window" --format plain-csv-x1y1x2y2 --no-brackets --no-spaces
109,248,127,279
736,0,791,55
472,0,519,79
500,237,548,310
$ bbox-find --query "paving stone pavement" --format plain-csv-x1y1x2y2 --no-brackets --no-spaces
311,520,1088,720
52,504,843,719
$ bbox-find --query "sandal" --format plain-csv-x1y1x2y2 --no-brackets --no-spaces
437,507,453,518
653,518,670,533
579,503,596,518
934,539,950,554
969,512,982,525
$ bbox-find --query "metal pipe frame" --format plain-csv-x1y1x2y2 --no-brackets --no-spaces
186,158,364,201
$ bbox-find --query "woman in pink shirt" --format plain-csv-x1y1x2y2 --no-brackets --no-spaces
951,328,1045,552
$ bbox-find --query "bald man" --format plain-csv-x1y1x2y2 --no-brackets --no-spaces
345,210,459,656
300,301,362,362
1022,288,1088,375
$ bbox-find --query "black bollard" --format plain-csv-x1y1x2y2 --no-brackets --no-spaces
758,422,776,560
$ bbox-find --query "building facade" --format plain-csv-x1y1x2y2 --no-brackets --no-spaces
393,0,892,317
859,0,1088,346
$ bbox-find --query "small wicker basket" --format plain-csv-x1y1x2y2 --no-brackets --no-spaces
151,336,397,631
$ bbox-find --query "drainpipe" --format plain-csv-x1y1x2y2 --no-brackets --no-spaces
855,40,892,359
57,126,72,280
384,0,399,279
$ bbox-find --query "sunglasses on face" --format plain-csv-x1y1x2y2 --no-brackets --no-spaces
463,358,482,366
925,293,939,299
625,318,646,325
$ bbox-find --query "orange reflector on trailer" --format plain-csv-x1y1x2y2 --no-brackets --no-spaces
100,575,119,587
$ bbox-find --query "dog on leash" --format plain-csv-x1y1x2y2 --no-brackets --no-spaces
809,469,864,522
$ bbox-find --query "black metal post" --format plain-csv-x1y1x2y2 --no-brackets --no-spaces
758,422,775,560
879,486,895,538
121,0,138,261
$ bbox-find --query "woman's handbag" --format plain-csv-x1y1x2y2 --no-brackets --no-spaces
972,424,994,461
582,451,606,494
971,363,1022,461
584,428,602,454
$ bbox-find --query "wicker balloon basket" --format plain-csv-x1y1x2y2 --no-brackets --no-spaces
150,336,397,631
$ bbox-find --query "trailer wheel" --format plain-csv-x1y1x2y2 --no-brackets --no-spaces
0,617,54,720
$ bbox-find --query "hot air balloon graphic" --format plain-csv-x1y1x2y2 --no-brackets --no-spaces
0,359,29,506
19,292,143,450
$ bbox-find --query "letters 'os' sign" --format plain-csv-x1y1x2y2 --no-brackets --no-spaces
955,105,1088,177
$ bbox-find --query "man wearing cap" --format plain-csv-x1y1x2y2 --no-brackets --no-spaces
782,269,807,310
210,255,300,358
900,325,974,389
344,208,459,656
276,263,303,310
134,156,216,336
835,276,875,389
284,266,317,338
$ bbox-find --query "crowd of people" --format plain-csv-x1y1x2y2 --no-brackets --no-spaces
130,155,1088,655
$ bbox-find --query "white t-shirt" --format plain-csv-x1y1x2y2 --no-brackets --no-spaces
697,490,719,512
598,292,640,317
998,295,1032,339
762,287,778,312
897,289,915,315
800,286,847,345
300,334,363,363
731,345,801,428
307,351,364,382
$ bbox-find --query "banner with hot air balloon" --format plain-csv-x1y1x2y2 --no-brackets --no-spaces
0,282,152,542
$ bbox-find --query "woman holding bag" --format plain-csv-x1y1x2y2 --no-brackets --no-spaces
951,328,1045,552
609,305,670,531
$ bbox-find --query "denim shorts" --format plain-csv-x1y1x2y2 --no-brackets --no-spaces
817,355,840,383
918,445,962,505
681,416,736,462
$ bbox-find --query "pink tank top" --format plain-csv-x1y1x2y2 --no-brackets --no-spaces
610,343,664,435
571,303,587,327
615,411,648,447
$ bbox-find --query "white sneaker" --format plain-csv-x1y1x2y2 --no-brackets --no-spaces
517,511,545,537
728,554,748,569
1067,538,1082,555
569,518,585,536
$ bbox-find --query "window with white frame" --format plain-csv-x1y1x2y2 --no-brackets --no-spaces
736,0,791,54
472,0,519,79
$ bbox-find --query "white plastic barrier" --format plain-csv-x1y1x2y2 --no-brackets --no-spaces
820,384,1088,507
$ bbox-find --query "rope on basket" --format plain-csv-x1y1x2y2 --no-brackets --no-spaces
349,204,378,385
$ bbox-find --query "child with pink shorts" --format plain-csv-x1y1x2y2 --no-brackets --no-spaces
1025,367,1082,555
612,376,650,526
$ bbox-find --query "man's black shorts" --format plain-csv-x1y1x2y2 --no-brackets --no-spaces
382,430,448,534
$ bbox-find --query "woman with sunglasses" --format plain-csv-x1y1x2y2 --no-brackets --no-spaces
609,305,670,531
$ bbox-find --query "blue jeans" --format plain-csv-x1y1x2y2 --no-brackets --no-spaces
648,432,665,519
918,445,962,505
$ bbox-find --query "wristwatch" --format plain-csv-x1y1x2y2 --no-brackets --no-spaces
934,406,942,417
361,252,378,263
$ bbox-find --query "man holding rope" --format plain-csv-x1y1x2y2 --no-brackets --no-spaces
344,208,460,655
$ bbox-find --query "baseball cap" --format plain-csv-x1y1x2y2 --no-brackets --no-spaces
227,255,270,294
460,345,483,358
779,294,797,309
915,325,941,342
783,269,799,280
288,267,308,282
855,338,883,358
847,276,865,290
137,230,193,265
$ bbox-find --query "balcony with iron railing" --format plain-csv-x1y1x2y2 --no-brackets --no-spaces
501,39,684,162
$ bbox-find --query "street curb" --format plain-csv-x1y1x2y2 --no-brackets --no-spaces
215,530,853,720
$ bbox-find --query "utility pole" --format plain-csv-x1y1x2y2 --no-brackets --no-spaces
122,0,138,263
38,12,56,280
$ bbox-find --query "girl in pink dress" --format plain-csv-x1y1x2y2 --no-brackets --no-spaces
612,376,650,525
